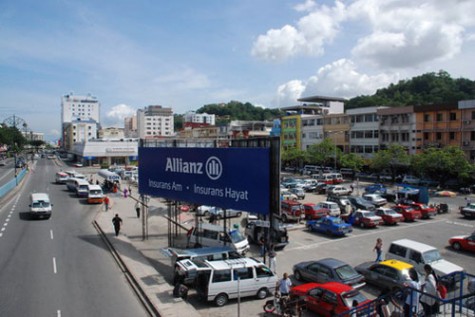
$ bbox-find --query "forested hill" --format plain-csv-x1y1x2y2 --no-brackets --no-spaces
346,70,475,109
196,101,282,122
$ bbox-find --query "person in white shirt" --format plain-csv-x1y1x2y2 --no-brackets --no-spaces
404,268,420,317
278,272,292,296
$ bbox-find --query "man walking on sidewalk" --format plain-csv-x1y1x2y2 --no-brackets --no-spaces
112,214,123,236
104,196,110,211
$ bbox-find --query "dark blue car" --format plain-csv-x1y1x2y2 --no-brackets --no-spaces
306,216,353,236
364,183,387,194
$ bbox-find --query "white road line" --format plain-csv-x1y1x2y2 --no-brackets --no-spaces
50,230,54,240
1,227,6,232
57,310,61,317
0,233,2,237
445,220,474,228
53,257,57,274
5,218,9,222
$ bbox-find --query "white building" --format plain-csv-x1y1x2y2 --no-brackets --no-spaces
183,111,215,126
347,106,388,158
301,114,325,149
137,105,174,139
61,93,101,151
71,139,138,166
124,115,138,138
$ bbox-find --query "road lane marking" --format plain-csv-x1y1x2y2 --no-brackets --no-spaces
445,220,474,228
57,310,61,317
53,257,57,274
50,230,54,240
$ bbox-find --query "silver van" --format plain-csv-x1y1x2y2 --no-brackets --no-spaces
177,257,277,306
29,193,53,219
187,223,250,255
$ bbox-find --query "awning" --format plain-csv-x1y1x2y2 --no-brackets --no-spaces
97,169,121,182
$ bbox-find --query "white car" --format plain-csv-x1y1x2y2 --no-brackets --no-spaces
327,185,352,196
402,175,420,185
362,194,387,206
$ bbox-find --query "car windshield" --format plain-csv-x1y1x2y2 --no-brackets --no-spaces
365,211,376,217
32,201,50,208
335,264,358,279
330,218,344,224
422,250,442,263
229,230,246,243
386,209,398,215
342,290,367,308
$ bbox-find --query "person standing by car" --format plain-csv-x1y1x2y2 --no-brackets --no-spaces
404,268,420,317
112,214,123,236
374,238,383,262
420,264,439,316
277,272,292,296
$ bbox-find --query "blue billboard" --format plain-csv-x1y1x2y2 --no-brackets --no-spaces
138,147,270,214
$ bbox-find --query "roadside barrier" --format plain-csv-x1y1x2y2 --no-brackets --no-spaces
0,168,27,199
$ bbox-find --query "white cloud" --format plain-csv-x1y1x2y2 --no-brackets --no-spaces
294,0,316,12
104,104,136,127
274,59,399,104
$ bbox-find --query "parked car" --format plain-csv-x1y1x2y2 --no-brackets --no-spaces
375,208,404,225
364,183,387,194
327,185,352,196
362,193,387,207
306,216,353,237
351,210,383,228
355,259,416,292
289,187,305,200
208,208,243,219
326,195,354,215
409,202,436,219
347,196,375,211
460,203,475,219
293,258,365,289
281,189,298,201
245,220,289,251
290,282,372,317
314,183,329,194
402,175,420,185
303,203,328,220
196,205,220,217
393,204,422,222
314,201,340,217
280,200,304,222
448,231,475,253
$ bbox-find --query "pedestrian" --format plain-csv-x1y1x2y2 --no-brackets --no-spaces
374,238,383,262
403,268,420,317
112,213,123,236
135,202,140,218
345,202,352,216
128,185,132,196
420,264,438,317
259,235,266,259
104,196,110,211
96,179,100,185
123,187,128,198
277,272,292,296
268,244,277,274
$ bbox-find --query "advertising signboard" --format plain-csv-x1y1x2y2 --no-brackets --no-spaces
138,147,270,214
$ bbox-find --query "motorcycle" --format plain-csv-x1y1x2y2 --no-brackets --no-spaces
263,293,305,316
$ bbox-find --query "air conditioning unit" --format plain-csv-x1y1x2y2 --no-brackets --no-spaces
463,141,470,146
463,120,471,124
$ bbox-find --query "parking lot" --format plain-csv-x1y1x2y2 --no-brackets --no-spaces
151,177,474,317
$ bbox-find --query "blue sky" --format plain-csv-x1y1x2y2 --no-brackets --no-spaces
1,0,474,141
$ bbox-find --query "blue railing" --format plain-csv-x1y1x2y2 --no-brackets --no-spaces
0,168,27,199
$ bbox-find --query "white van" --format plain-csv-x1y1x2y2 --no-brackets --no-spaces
74,179,90,198
316,201,341,217
177,257,277,306
55,171,69,184
385,239,464,286
87,184,104,204
187,223,250,255
29,193,52,219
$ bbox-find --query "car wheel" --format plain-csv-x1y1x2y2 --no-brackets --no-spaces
256,287,269,299
360,222,365,228
215,293,228,307
294,270,302,281
452,242,462,251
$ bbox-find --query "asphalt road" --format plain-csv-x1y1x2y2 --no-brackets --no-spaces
0,158,147,317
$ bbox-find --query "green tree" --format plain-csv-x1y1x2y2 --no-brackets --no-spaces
0,126,28,151
306,138,341,167
29,140,45,153
281,148,307,169
339,153,365,172
370,144,410,180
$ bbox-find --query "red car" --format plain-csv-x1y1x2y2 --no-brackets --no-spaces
290,282,373,317
351,210,383,228
375,208,404,225
303,203,328,220
409,202,436,219
449,232,475,253
393,204,422,222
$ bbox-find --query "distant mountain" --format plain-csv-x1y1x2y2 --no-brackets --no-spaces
346,70,475,109
196,101,283,124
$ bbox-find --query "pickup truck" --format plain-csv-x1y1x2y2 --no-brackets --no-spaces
460,203,475,219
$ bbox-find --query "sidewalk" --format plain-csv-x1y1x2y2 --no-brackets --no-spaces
93,189,200,317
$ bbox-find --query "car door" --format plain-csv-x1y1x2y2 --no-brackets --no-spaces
304,262,322,281
306,287,324,314
464,234,475,252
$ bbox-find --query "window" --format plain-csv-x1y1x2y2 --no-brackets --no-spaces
203,229,218,240
436,132,442,140
424,114,430,122
472,111,475,120
256,266,273,277
423,132,429,140
449,132,456,140
212,269,231,283
233,267,253,280
409,251,422,264
389,244,406,257
436,113,443,122
449,112,456,121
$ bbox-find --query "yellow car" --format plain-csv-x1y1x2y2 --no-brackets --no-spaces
355,259,415,292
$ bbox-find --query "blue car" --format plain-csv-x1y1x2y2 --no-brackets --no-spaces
364,183,387,194
306,216,353,237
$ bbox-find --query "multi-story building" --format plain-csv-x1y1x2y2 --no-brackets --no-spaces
377,106,416,154
346,107,387,158
301,114,324,150
61,93,100,151
99,127,125,140
124,115,138,138
137,105,174,139
459,100,475,161
323,113,351,154
183,111,215,127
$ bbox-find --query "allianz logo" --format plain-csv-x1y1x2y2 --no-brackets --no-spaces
165,156,222,180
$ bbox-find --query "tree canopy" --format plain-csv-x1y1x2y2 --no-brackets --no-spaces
195,101,283,123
